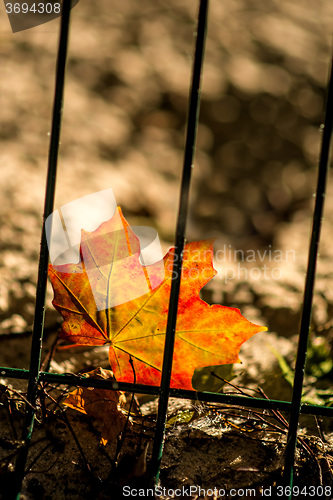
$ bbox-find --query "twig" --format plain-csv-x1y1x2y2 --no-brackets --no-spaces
1,392,18,441
210,373,325,481
40,333,60,373
114,355,136,464
1,385,37,412
24,443,52,475
27,454,61,475
40,385,101,483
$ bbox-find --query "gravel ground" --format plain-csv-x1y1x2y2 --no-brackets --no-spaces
1,0,333,498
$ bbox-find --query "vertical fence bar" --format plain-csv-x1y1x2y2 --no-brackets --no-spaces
283,53,333,499
150,0,209,484
12,2,72,498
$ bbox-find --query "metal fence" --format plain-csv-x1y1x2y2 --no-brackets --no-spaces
1,1,333,499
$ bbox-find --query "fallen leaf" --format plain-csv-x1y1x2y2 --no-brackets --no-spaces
64,367,130,445
49,207,267,390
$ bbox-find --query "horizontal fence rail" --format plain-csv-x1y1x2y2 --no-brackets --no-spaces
1,1,333,499
2,367,333,418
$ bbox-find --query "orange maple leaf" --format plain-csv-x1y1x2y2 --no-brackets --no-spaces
64,367,131,445
48,207,267,390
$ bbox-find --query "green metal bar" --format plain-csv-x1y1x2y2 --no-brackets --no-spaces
11,2,72,498
283,52,333,499
2,366,333,417
150,0,209,483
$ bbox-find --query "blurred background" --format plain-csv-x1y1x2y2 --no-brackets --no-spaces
1,0,333,336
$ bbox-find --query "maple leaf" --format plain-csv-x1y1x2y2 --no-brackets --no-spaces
48,207,267,390
64,367,131,445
